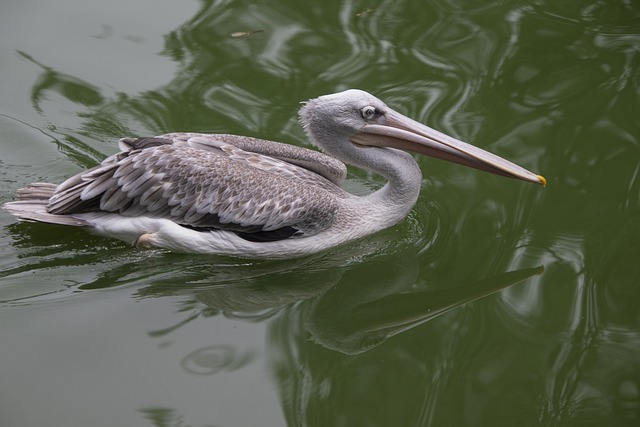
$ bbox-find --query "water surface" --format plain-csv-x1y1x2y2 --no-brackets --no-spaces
1,0,639,426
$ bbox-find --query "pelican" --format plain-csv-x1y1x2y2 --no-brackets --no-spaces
4,90,545,258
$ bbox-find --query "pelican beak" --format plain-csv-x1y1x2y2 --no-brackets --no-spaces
351,110,546,186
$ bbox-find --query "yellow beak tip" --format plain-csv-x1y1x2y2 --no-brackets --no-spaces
537,175,547,186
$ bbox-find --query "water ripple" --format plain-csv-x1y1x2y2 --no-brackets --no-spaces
181,345,256,375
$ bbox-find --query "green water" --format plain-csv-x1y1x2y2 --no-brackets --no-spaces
1,0,639,426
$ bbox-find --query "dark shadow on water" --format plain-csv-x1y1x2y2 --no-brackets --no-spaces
126,247,544,427
132,246,543,353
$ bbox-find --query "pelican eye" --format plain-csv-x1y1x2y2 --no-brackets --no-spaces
360,105,377,120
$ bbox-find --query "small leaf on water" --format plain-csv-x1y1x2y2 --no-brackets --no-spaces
231,29,264,38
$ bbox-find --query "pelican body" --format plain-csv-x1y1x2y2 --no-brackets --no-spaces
4,90,545,258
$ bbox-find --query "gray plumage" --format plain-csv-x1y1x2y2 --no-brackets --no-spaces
3,90,544,258
44,134,348,241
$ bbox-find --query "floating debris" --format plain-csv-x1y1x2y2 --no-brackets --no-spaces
231,29,264,38
356,9,374,17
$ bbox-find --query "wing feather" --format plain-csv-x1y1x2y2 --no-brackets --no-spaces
160,133,348,191
47,135,344,238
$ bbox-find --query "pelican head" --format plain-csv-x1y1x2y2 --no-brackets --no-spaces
300,89,546,185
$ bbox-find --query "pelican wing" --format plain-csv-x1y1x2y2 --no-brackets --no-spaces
157,133,348,190
47,135,344,241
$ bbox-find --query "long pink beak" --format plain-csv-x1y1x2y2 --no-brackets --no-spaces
351,110,546,186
